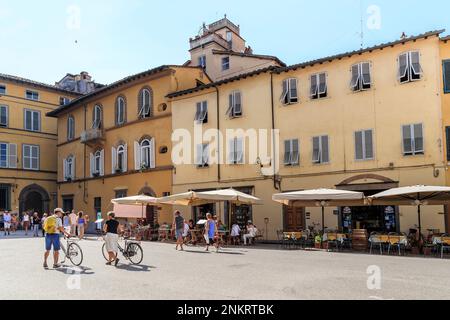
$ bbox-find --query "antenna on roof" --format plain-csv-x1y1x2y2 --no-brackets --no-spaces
359,0,364,49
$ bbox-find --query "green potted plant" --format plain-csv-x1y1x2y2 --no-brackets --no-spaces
314,235,322,249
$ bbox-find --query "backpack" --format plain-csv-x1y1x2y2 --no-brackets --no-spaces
44,216,57,234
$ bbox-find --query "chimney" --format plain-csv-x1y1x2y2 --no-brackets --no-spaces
80,71,91,81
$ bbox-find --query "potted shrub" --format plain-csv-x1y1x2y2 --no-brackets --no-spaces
314,235,322,249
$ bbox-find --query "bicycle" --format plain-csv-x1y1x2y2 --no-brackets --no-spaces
61,236,84,267
102,235,144,265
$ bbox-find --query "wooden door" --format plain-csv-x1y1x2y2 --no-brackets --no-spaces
284,206,305,232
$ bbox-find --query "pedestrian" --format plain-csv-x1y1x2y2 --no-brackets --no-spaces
103,212,121,266
205,213,218,252
63,212,70,234
43,208,70,269
32,212,41,237
172,211,185,251
77,212,85,240
41,213,48,237
11,214,17,233
23,212,30,236
230,221,241,245
0,213,4,233
69,210,77,237
3,211,11,236
182,219,190,244
243,221,258,246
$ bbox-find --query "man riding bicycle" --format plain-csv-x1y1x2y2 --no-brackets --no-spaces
103,212,122,267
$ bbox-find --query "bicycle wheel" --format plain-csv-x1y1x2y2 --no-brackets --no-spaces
102,243,109,261
126,243,143,265
67,242,84,267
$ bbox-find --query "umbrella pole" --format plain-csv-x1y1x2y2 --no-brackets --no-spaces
417,204,422,238
322,206,325,234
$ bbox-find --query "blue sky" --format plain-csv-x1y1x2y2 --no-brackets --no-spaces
0,0,449,85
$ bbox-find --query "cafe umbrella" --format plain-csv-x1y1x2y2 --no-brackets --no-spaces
370,185,450,236
272,189,366,233
111,195,158,219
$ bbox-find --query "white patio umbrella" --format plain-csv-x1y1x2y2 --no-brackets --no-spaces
273,189,366,232
370,185,450,235
111,195,158,219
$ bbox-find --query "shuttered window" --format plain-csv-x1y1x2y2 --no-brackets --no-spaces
0,143,7,168
312,136,329,164
67,116,75,141
23,144,39,170
402,124,424,156
92,105,102,129
355,130,374,160
196,143,209,168
228,137,244,165
138,88,153,119
227,91,242,118
284,139,300,166
0,105,8,127
311,73,327,100
24,109,40,132
281,78,299,105
350,62,372,92
195,101,208,123
116,96,126,125
399,51,422,84
443,60,450,93
0,143,16,169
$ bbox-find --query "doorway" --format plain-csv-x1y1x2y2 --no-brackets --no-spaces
0,184,11,211
283,206,305,232
24,191,43,214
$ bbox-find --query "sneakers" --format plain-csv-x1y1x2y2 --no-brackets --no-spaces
114,259,119,267
43,262,49,269
106,261,112,266
53,264,61,269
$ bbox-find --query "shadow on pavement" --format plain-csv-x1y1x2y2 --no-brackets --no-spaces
52,265,95,276
115,264,154,272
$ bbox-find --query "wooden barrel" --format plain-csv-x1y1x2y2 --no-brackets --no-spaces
351,229,368,252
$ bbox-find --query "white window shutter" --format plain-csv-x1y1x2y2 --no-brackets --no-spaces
8,144,17,168
228,139,235,164
90,153,94,177
100,149,105,176
72,157,76,179
150,139,156,169
63,158,67,181
134,141,141,170
111,146,117,174
236,138,244,164
123,144,128,172
195,144,203,166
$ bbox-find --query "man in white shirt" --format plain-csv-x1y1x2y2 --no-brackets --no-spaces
231,223,241,245
3,211,11,236
243,221,258,246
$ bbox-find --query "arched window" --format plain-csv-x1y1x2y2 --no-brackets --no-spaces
94,150,101,173
67,116,75,141
141,139,152,168
138,88,153,119
113,144,127,173
93,105,103,129
116,96,126,125
63,155,75,181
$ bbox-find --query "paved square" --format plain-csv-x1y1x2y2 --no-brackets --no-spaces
1,233,450,300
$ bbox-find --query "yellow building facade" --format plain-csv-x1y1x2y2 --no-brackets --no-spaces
0,74,79,215
169,31,449,239
48,66,209,226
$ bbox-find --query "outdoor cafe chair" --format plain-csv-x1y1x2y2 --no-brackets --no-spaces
369,233,384,255
387,234,408,256
439,235,450,259
324,233,339,252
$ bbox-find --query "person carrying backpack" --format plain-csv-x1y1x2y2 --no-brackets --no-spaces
43,208,70,269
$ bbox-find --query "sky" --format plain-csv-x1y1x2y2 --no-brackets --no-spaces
0,0,449,86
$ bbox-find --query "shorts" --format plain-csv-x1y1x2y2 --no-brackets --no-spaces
45,234,61,251
105,233,119,253
4,222,11,229
175,229,184,239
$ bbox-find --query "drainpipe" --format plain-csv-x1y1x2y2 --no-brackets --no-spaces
215,85,221,182
270,72,280,191
83,104,88,204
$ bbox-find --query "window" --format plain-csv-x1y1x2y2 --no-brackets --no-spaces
92,105,102,129
312,136,329,164
67,116,75,141
0,85,6,95
62,197,74,213
134,139,155,170
399,51,422,84
194,101,208,123
227,91,242,118
196,143,209,168
310,73,327,100
222,57,230,71
0,184,11,211
26,90,39,101
138,88,153,119
90,150,104,177
0,105,8,127
23,144,39,170
281,78,299,105
115,96,126,126
355,130,374,160
284,139,300,166
226,31,232,42
63,156,75,181
402,124,424,156
228,137,244,165
443,60,450,94
198,55,207,69
351,62,372,91
115,190,127,199
60,97,70,106
0,143,17,168
24,109,40,132
112,144,127,173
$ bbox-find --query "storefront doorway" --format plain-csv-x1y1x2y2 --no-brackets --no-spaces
341,205,397,234
283,206,305,232
0,184,11,211
193,203,216,223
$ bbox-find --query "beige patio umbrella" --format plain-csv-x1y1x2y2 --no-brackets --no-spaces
370,185,450,235
273,189,366,232
111,195,158,219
